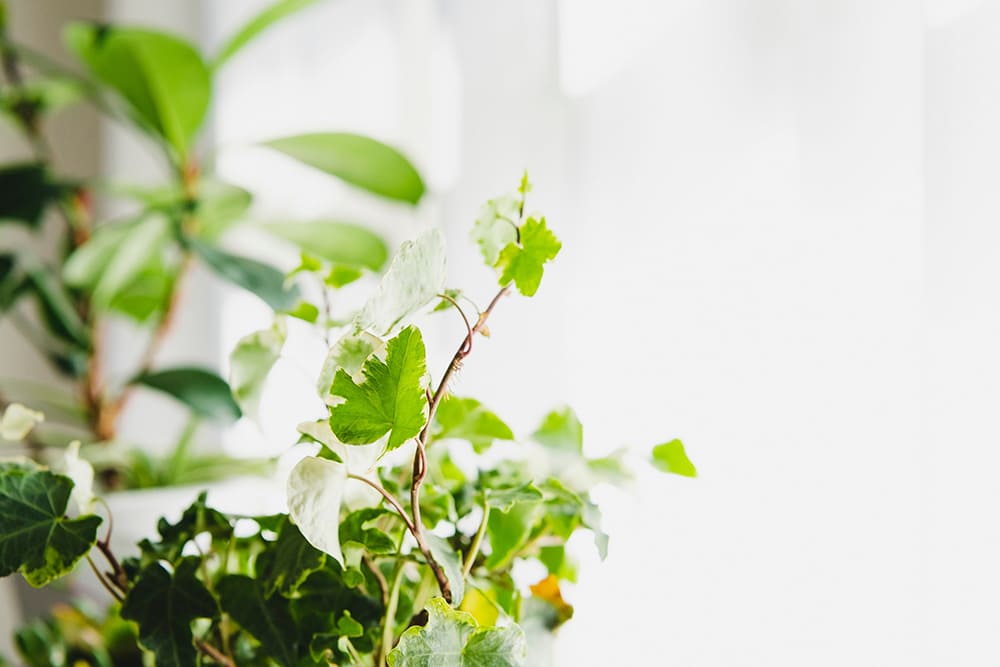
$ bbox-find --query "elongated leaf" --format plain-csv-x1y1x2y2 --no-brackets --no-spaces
260,221,388,271
132,367,241,422
218,575,298,665
188,238,299,310
651,439,697,478
120,559,217,667
213,0,321,70
0,462,102,587
63,222,134,289
388,598,526,667
355,229,447,335
24,264,90,348
64,23,210,157
264,132,425,204
195,179,252,240
91,216,172,309
328,325,428,449
287,455,347,566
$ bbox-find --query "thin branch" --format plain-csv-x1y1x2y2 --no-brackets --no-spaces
349,474,416,535
363,554,389,606
195,638,235,667
95,539,128,593
436,293,474,349
85,555,124,603
463,503,491,577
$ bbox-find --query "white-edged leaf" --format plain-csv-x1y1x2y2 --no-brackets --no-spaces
355,229,446,335
287,455,347,566
229,318,287,418
295,420,382,473
471,194,519,266
56,441,95,515
317,331,385,402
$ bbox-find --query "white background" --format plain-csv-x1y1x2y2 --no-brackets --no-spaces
3,0,999,664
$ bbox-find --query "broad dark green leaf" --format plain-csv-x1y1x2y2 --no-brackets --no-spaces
136,492,233,564
188,238,299,310
651,438,697,477
120,559,217,667
260,220,388,271
0,164,51,227
212,0,321,70
329,325,428,449
0,462,102,586
218,575,298,666
264,132,425,204
435,397,514,452
131,367,242,422
64,23,210,157
257,516,325,596
496,217,561,297
388,597,526,667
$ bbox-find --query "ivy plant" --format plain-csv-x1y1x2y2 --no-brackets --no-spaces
0,0,423,488
0,175,696,666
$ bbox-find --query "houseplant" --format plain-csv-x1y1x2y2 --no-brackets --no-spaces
0,0,422,488
0,174,696,666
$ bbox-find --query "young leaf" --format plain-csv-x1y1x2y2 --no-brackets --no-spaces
328,325,428,449
188,238,299,311
0,462,102,587
484,483,544,513
260,221,388,271
485,501,543,571
131,367,242,422
120,559,217,667
651,439,697,478
287,455,348,566
218,575,298,666
263,132,425,204
212,0,321,71
317,331,385,400
496,217,561,297
355,229,447,335
0,403,44,441
388,597,527,667
533,407,583,454
256,516,326,596
0,163,52,227
63,23,211,157
471,194,519,266
229,319,286,418
435,397,514,452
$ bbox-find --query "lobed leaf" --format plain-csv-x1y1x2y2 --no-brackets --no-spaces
496,217,560,297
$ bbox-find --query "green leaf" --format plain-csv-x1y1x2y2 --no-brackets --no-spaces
120,559,217,667
287,455,348,566
263,132,425,204
0,163,52,227
327,264,364,288
485,501,542,571
131,367,242,422
433,288,463,312
212,0,321,70
427,535,465,606
188,237,299,310
137,492,233,563
340,508,396,556
229,318,286,418
532,407,583,454
257,516,325,596
260,220,388,271
90,216,172,309
355,229,447,335
329,325,428,449
107,262,174,322
496,217,561,297
471,194,519,266
435,397,514,452
194,179,252,240
587,450,633,485
388,598,526,667
63,222,134,290
0,462,102,586
483,484,544,513
317,331,385,401
23,263,90,349
218,575,298,666
64,23,210,157
651,438,697,478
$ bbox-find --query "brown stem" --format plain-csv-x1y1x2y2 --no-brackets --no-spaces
363,554,390,606
195,639,235,667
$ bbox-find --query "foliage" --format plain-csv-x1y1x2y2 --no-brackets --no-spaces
1,172,697,666
0,0,424,489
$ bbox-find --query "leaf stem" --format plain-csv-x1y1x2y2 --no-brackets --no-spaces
379,563,405,667
348,474,416,535
195,638,235,667
85,555,124,603
463,502,491,577
363,553,389,606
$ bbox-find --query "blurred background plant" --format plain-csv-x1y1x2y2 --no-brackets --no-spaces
0,0,423,490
